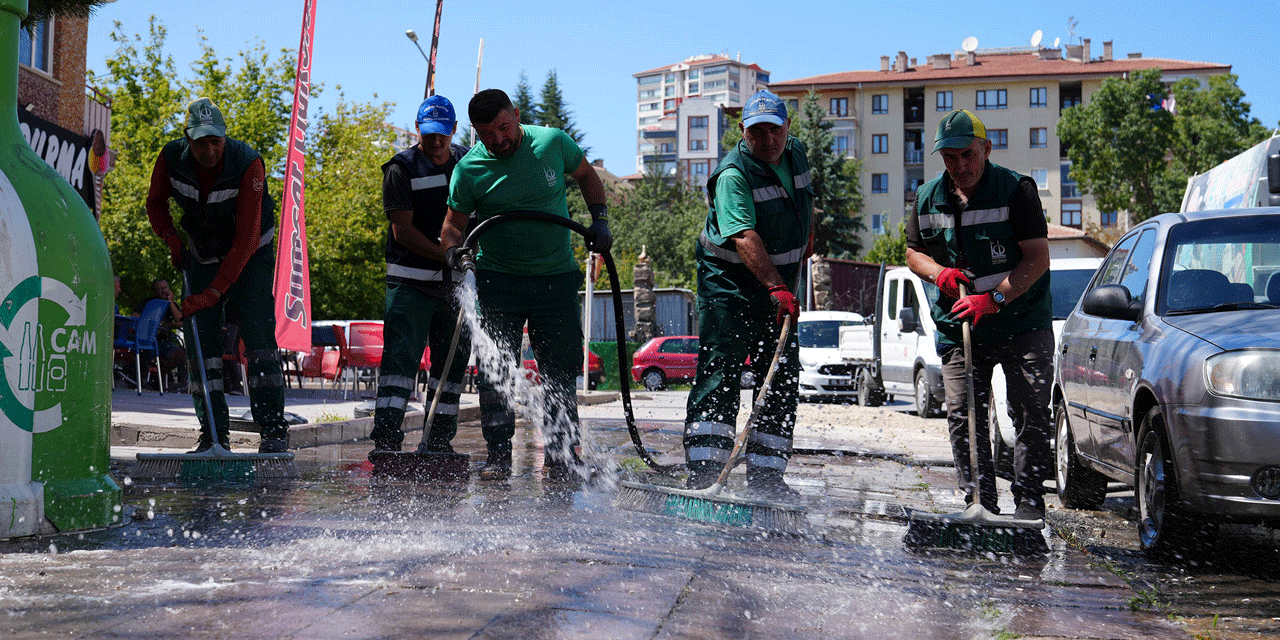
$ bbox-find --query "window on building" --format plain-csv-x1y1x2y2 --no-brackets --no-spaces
659,142,673,154
665,73,676,83
639,89,658,99
872,94,888,114
872,173,889,193
872,213,885,235
833,136,849,156
638,74,661,85
757,72,770,83
18,19,50,73
989,129,1008,150
704,64,727,75
704,79,726,90
1030,87,1048,108
689,116,708,130
872,134,888,154
1100,210,1117,227
637,116,659,125
663,99,677,111
664,85,675,97
691,161,709,176
787,99,799,113
689,139,708,151
936,91,953,111
975,89,1007,110
687,82,699,94
688,69,699,80
1061,202,1082,227
1060,164,1079,198
1030,127,1048,148
640,102,659,112
829,97,848,117
706,94,726,103
1061,94,1081,110
1030,168,1048,189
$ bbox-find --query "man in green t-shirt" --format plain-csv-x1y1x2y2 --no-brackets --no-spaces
682,90,814,500
440,89,611,483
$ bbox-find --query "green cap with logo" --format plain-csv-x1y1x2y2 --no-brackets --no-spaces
184,97,226,140
932,109,986,152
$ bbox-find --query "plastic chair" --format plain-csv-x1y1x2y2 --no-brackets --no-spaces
133,299,172,395
345,321,384,398
113,315,139,389
298,325,345,393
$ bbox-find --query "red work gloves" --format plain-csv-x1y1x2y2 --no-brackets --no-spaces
164,233,185,270
768,284,799,325
935,267,971,300
181,287,221,318
953,292,1000,325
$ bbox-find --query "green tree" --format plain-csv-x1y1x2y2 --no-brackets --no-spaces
304,96,396,320
89,18,188,308
791,90,864,259
512,71,538,125
607,169,706,289
720,112,742,151
1058,68,1269,224
25,0,111,28
537,69,587,154
865,222,907,266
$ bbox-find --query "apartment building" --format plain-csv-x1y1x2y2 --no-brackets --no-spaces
633,54,770,189
768,40,1228,251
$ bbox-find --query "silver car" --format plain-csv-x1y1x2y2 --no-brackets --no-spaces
1054,207,1280,558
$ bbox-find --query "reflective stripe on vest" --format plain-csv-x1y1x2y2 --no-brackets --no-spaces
386,263,455,282
752,185,786,203
698,232,804,266
410,174,448,190
794,170,812,190
917,206,1009,231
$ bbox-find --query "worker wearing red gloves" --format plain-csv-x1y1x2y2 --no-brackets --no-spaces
904,109,1053,522
681,90,813,500
145,97,290,454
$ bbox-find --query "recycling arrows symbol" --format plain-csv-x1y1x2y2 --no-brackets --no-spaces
0,275,86,433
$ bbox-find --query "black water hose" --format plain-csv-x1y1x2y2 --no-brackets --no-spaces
459,210,681,476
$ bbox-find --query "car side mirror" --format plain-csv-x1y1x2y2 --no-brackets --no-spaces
1081,284,1141,322
899,306,919,333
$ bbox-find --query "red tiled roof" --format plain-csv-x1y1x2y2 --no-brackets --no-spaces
769,53,1229,89
634,55,769,78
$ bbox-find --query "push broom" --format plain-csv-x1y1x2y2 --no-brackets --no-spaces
131,272,297,481
903,283,1044,553
614,315,808,535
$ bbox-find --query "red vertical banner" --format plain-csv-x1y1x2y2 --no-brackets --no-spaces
274,0,317,352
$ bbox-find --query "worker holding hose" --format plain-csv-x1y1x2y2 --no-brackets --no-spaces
904,109,1053,523
440,89,610,483
682,90,812,500
368,95,473,457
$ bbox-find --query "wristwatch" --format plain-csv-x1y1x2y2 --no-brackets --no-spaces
991,291,1007,307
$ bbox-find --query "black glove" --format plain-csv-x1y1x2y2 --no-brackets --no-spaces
586,204,612,253
444,246,474,272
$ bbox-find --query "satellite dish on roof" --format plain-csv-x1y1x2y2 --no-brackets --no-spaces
1030,30,1043,47
1053,37,1060,48
961,36,979,53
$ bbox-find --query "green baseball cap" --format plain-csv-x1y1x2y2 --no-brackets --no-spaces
184,97,226,140
932,109,986,152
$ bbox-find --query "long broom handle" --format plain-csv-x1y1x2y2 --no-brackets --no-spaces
959,282,980,498
713,314,793,487
419,306,466,448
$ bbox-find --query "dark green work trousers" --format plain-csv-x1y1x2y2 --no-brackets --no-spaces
683,300,800,473
183,247,288,446
474,269,583,462
369,283,471,450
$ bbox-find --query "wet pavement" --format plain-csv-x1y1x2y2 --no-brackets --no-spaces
0,388,1259,638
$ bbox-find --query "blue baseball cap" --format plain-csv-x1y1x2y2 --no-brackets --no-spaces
741,90,788,128
416,95,456,136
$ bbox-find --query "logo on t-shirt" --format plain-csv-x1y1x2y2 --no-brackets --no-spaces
543,165,557,188
990,240,1007,266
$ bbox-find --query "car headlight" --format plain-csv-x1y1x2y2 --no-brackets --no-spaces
1204,350,1280,401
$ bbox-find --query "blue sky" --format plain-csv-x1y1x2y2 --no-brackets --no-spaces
86,1,1279,177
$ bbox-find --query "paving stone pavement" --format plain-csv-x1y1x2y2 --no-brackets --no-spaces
0,388,1193,639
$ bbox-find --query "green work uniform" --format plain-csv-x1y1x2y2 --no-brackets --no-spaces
446,125,587,464
684,137,812,475
159,137,287,446
370,143,472,451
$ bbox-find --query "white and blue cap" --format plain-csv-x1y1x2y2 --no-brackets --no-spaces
416,95,456,136
741,90,788,128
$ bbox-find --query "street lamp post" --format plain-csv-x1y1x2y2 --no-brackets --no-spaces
405,29,431,99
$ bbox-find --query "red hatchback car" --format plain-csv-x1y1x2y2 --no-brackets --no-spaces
631,336,699,390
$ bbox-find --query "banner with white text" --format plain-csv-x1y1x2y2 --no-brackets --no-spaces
273,0,317,352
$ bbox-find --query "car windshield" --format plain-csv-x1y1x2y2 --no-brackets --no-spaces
1162,214,1280,314
798,320,860,348
1051,269,1097,319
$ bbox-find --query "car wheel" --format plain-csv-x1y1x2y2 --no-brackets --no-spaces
914,369,940,418
857,368,884,407
1136,407,1217,559
1054,402,1106,510
641,368,666,391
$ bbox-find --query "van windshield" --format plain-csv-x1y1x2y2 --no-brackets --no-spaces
799,320,861,348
